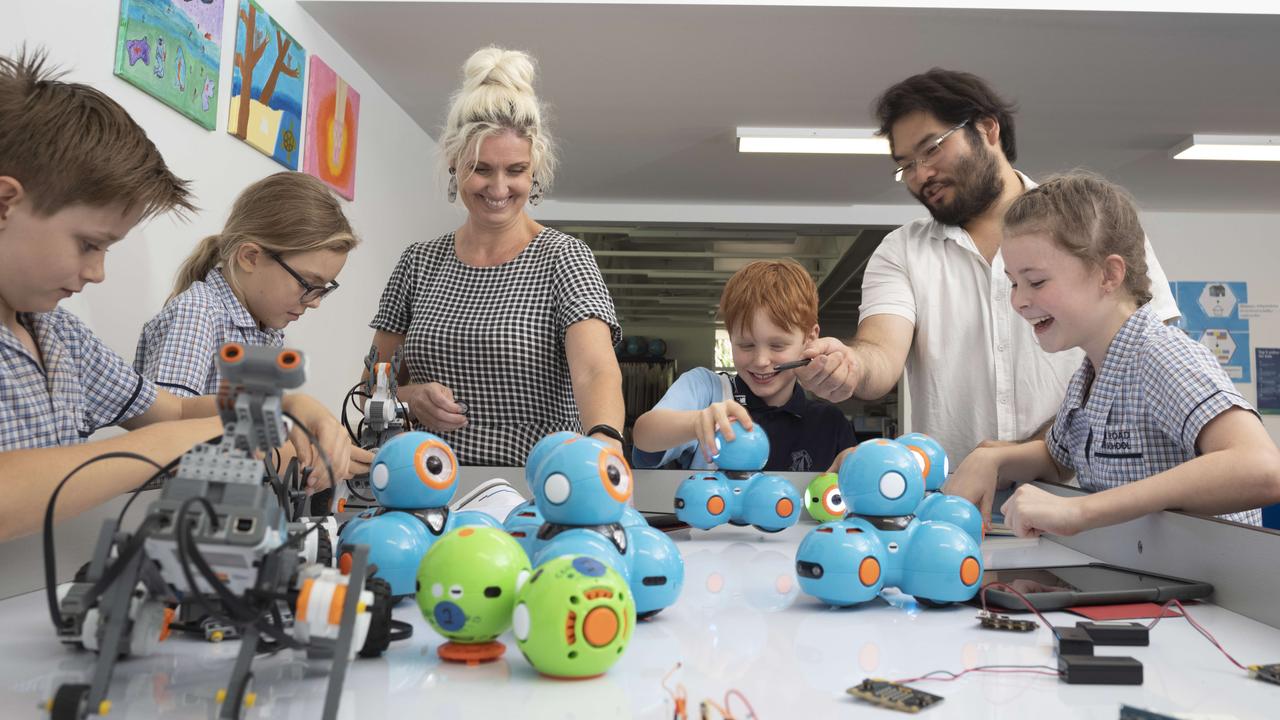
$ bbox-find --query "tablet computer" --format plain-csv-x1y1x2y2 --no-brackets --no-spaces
981,563,1213,611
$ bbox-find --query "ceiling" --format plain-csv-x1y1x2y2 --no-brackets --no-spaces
300,1,1280,328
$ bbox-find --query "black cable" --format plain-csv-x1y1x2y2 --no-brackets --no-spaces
44,452,165,632
388,618,413,643
283,411,336,498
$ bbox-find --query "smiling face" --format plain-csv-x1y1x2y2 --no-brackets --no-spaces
1002,230,1112,356
730,308,819,407
0,180,142,318
233,245,348,330
889,111,1004,227
456,129,534,231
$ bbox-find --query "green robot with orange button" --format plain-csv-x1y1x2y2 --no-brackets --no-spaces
512,555,635,679
416,526,531,664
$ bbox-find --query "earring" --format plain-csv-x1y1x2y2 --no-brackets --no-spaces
447,168,457,203
529,179,543,206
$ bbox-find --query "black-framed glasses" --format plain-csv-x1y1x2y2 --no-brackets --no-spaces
269,251,339,304
893,119,971,183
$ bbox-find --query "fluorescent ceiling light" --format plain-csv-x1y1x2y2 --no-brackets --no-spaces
737,127,889,155
1171,134,1280,161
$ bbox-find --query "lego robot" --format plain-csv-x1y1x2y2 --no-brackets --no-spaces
46,344,393,720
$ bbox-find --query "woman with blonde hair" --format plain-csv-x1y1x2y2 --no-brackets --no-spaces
136,171,358,397
367,47,623,465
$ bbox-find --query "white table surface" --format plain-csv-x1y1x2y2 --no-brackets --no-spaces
3,523,1276,720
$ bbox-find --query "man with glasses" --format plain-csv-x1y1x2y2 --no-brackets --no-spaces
795,69,1179,466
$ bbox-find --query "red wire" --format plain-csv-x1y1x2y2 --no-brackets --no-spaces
979,582,1060,637
1143,599,1249,671
894,665,1063,684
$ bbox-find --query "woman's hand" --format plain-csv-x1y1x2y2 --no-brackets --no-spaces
690,400,754,463
401,382,468,433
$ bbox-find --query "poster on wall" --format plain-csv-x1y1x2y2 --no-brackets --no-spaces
1170,280,1251,383
228,0,306,169
114,0,224,130
1257,348,1280,415
303,56,360,200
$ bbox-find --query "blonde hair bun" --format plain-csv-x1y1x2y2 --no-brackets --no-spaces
461,47,536,97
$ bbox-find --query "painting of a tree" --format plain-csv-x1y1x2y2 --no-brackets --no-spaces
227,0,306,169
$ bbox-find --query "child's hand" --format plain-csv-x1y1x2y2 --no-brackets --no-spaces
401,382,468,433
1000,484,1087,538
942,447,1002,527
282,394,355,488
826,445,855,474
691,400,753,463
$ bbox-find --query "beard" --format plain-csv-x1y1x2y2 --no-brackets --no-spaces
912,144,1004,227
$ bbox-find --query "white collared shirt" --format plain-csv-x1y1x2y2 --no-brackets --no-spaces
858,172,1180,464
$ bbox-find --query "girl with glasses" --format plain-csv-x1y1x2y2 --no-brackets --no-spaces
135,171,358,398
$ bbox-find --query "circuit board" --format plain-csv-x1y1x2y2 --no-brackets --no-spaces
977,611,1039,632
847,679,943,713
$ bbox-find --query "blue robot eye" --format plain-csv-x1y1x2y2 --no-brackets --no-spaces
880,472,907,500
415,440,456,490
370,463,390,490
543,472,571,505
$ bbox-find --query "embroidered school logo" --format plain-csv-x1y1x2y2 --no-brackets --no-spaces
791,450,813,472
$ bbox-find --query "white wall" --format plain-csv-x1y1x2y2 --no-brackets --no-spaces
6,0,454,412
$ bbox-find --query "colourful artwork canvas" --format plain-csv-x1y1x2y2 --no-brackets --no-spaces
303,56,360,200
114,0,224,130
228,0,306,169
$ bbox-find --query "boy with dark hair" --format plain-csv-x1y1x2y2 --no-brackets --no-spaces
0,49,364,541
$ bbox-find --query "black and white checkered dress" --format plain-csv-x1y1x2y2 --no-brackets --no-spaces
370,228,620,466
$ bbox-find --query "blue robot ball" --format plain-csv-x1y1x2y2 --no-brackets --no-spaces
529,434,633,527
646,338,667,358
368,430,459,509
837,440,925,517
710,421,769,472
896,432,949,492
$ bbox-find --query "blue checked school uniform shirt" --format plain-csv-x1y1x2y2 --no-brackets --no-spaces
134,268,283,397
1047,303,1262,526
1,309,157,451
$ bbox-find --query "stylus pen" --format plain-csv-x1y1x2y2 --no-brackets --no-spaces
773,358,812,371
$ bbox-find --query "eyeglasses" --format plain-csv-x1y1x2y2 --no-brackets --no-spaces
269,251,339,304
893,119,971,183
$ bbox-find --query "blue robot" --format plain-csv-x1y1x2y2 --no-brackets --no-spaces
794,439,983,607
672,422,801,533
339,431,501,597
897,432,983,542
519,433,684,619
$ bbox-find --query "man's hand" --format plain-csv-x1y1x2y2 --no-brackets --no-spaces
794,337,862,402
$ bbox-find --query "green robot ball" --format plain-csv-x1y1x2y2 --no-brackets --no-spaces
512,555,635,679
805,473,846,522
416,526,531,662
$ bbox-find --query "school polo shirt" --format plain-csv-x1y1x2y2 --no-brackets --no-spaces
1,308,157,451
631,367,856,472
858,171,1180,465
135,268,284,398
1047,304,1261,526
